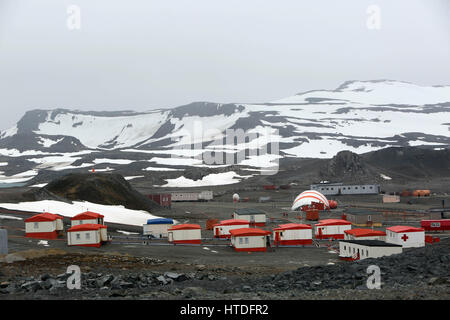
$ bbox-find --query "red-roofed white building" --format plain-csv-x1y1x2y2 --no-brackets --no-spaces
314,219,352,240
344,228,386,241
67,224,108,247
386,226,425,248
213,219,249,239
25,213,64,239
229,228,271,252
273,223,312,246
168,224,202,244
70,211,104,227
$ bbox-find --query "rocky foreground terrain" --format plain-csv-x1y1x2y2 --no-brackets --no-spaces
0,238,449,300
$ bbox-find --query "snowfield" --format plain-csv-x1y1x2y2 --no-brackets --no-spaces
0,170,38,183
272,80,450,105
0,200,162,227
380,174,392,180
158,171,253,187
0,215,23,220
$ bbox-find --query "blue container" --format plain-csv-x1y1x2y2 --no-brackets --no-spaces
146,218,174,225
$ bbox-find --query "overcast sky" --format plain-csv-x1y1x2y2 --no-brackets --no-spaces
0,0,449,131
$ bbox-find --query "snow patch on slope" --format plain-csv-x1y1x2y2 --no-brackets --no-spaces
273,80,450,105
0,200,162,226
158,171,253,187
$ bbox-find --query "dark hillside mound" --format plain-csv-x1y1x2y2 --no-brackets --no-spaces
316,151,383,184
362,147,450,178
33,173,161,212
319,151,376,182
269,146,449,186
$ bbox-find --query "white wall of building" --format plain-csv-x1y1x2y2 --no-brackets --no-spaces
231,235,266,249
311,184,379,196
233,213,266,224
344,234,386,241
171,192,199,201
386,230,425,248
68,230,100,246
143,223,172,237
55,219,63,231
214,224,249,236
25,221,57,234
169,229,201,241
315,224,351,236
199,191,213,200
100,228,107,241
71,219,98,227
276,229,312,240
339,242,402,260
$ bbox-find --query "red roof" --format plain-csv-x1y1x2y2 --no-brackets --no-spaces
215,219,249,226
273,223,312,231
344,228,386,237
70,211,104,220
316,219,352,226
229,228,271,237
168,224,201,231
68,224,107,232
387,226,424,233
25,212,63,223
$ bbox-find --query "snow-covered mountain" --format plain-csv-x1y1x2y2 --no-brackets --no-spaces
0,80,449,184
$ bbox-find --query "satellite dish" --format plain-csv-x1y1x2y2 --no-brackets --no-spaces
233,193,240,202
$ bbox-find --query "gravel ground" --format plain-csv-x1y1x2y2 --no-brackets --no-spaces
0,238,449,300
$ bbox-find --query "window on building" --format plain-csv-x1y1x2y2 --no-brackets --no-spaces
353,248,355,254
366,250,369,256
79,220,83,224
85,233,90,240
370,186,373,189
76,233,80,240
245,238,249,244
34,222,39,229
239,237,243,244
368,215,372,221
362,187,365,189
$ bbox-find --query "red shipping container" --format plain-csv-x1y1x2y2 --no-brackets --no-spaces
421,219,450,232
311,202,325,211
264,185,277,190
306,209,319,221
148,194,171,208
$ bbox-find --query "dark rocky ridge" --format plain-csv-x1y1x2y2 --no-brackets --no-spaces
261,146,450,189
32,173,161,212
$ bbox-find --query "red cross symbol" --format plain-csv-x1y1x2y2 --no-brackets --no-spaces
401,234,409,242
